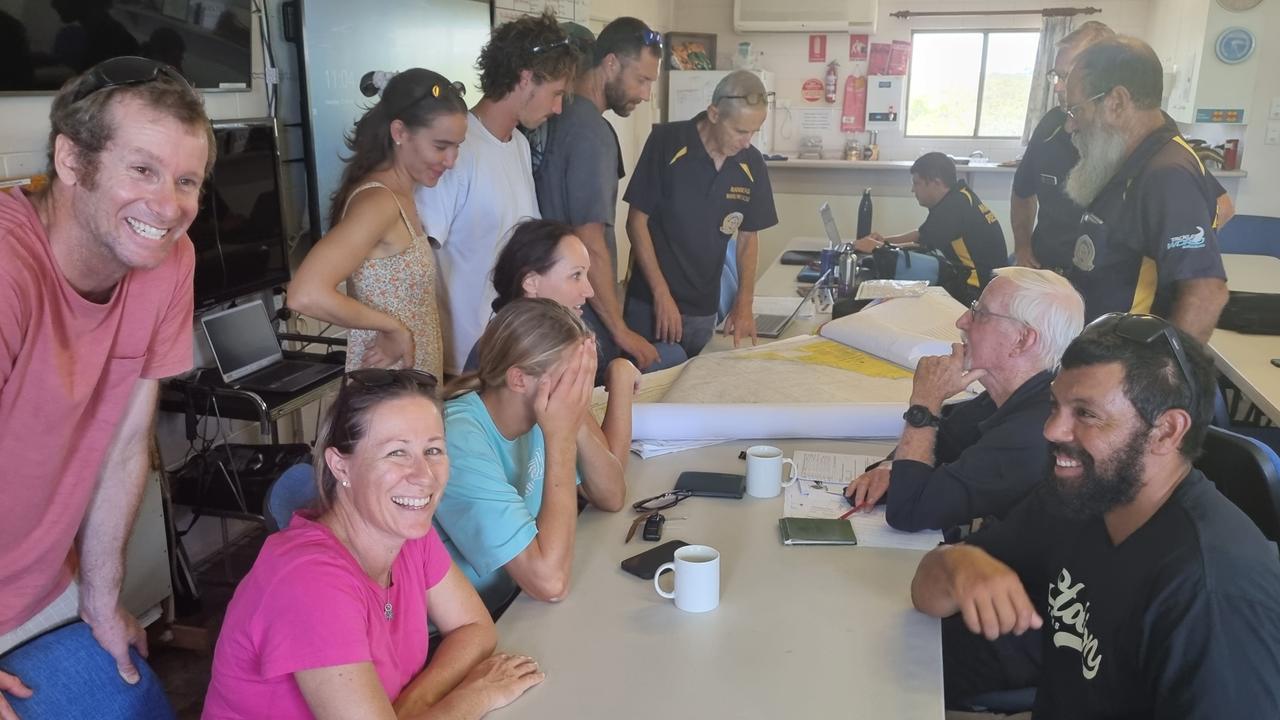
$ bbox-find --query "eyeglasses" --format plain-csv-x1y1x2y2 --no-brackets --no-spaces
718,91,774,106
638,29,664,49
388,80,467,118
531,37,572,54
70,56,191,105
632,490,693,513
1047,68,1068,85
346,368,439,393
968,300,1026,326
1088,313,1198,402
1063,89,1110,121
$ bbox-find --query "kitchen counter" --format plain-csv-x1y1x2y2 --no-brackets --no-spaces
764,157,1247,177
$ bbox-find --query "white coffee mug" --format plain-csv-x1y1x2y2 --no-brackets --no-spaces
653,544,720,613
745,444,797,498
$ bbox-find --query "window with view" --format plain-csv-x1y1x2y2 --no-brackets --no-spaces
905,30,1040,138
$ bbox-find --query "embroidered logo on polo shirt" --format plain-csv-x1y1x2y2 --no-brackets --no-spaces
1073,235,1096,271
1048,567,1103,680
1040,173,1059,186
1167,226,1206,250
720,212,744,235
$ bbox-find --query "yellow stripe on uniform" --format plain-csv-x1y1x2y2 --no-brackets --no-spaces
1129,257,1158,314
739,162,754,182
669,146,688,165
1171,136,1206,174
951,238,980,287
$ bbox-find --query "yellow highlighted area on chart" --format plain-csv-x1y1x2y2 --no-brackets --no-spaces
730,338,913,379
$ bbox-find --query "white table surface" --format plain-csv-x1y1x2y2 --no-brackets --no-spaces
1212,254,1280,423
490,439,944,720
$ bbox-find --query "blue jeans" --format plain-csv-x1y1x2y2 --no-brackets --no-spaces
0,622,174,719
624,296,718,359
581,305,686,381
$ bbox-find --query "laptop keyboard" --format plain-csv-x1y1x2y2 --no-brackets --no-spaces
244,361,314,387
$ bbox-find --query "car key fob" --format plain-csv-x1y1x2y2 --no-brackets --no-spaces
642,512,665,541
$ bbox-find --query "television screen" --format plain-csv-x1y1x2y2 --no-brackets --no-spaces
0,0,252,92
189,118,291,310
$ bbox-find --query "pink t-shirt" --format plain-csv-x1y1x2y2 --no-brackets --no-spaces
202,515,453,719
0,189,194,633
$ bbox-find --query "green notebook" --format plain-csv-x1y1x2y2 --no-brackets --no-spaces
778,517,858,545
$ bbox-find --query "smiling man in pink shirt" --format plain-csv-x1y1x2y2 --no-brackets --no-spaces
0,56,212,717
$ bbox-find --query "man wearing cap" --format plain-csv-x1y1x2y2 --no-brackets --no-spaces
623,69,778,356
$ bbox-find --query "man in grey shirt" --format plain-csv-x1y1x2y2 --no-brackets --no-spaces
535,16,666,371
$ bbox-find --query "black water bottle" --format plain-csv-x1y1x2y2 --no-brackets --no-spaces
856,188,873,239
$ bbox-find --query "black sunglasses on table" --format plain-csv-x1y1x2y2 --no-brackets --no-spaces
632,489,694,513
71,56,191,104
1087,313,1198,401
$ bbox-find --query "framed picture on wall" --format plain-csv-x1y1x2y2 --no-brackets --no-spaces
667,32,717,70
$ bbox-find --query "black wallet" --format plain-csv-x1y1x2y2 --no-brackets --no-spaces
674,471,746,499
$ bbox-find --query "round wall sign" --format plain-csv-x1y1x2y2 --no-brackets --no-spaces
1215,27,1255,64
801,78,824,103
1216,0,1262,11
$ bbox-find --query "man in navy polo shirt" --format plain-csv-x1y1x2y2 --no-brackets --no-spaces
856,152,1007,305
1059,36,1226,342
623,70,778,356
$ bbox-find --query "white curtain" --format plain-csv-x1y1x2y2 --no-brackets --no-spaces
1022,16,1075,144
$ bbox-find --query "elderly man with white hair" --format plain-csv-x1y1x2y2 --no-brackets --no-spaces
846,267,1085,533
622,69,778,357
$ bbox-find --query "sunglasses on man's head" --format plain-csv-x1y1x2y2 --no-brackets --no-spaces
71,56,191,105
718,91,774,106
638,29,664,48
1087,313,1199,401
531,37,573,55
345,368,439,393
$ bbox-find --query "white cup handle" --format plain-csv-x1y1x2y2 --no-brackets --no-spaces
780,458,797,487
654,562,676,599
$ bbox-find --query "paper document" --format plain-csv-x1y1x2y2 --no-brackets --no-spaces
631,403,906,441
819,288,965,369
732,338,913,380
782,456,943,551
793,450,876,485
855,280,929,300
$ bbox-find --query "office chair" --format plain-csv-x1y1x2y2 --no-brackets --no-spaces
0,622,175,719
1215,214,1280,258
1194,426,1280,543
263,463,317,532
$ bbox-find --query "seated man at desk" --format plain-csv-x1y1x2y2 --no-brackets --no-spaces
1,57,209,714
910,314,1280,715
854,152,1007,305
845,267,1085,533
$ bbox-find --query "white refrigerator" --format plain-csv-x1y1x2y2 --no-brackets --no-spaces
667,70,776,156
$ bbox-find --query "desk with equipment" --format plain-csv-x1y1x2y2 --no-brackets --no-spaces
1211,254,1280,424
491,439,944,719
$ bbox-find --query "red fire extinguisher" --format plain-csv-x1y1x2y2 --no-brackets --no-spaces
825,61,839,104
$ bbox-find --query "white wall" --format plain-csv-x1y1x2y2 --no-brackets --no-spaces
1225,1,1279,217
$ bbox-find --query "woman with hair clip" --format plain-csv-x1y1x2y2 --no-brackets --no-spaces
288,69,468,378
435,298,627,611
463,219,645,472
204,370,543,719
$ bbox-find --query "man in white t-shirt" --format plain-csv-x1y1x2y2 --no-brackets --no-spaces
416,12,579,374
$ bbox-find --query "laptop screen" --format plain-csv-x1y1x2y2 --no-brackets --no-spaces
200,300,283,382
819,202,843,246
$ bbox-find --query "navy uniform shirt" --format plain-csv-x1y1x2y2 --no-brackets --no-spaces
1015,109,1228,274
967,472,1280,718
885,370,1052,533
1067,118,1226,322
623,113,778,316
1013,107,1082,270
917,180,1007,290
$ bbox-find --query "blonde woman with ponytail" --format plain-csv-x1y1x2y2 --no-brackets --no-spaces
288,69,468,377
434,298,626,611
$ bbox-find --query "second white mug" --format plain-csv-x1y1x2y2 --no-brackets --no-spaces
745,445,797,498
654,544,720,613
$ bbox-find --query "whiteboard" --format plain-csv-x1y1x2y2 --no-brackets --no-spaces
297,0,490,235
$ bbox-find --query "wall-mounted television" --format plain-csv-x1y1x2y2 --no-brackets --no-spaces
189,118,291,311
0,0,253,93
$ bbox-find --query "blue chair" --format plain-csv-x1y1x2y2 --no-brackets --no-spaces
263,462,317,532
0,622,175,719
1194,426,1280,543
1216,214,1280,257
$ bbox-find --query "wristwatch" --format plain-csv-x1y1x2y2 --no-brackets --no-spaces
903,404,941,429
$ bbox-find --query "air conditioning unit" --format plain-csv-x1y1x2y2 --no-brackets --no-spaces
734,0,878,33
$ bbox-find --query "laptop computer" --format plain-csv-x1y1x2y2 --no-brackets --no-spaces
753,280,824,339
819,202,845,247
200,300,344,394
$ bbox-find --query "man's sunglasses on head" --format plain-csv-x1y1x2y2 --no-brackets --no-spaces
71,56,191,104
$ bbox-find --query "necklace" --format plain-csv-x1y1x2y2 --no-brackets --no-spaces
383,570,394,621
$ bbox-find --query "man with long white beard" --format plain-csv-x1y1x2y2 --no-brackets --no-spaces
911,313,1280,717
1058,36,1227,343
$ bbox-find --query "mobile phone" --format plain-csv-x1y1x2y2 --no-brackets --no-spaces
620,540,688,579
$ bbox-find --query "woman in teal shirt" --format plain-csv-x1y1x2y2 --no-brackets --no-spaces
435,299,627,610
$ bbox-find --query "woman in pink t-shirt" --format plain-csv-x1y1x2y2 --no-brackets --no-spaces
203,369,543,719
